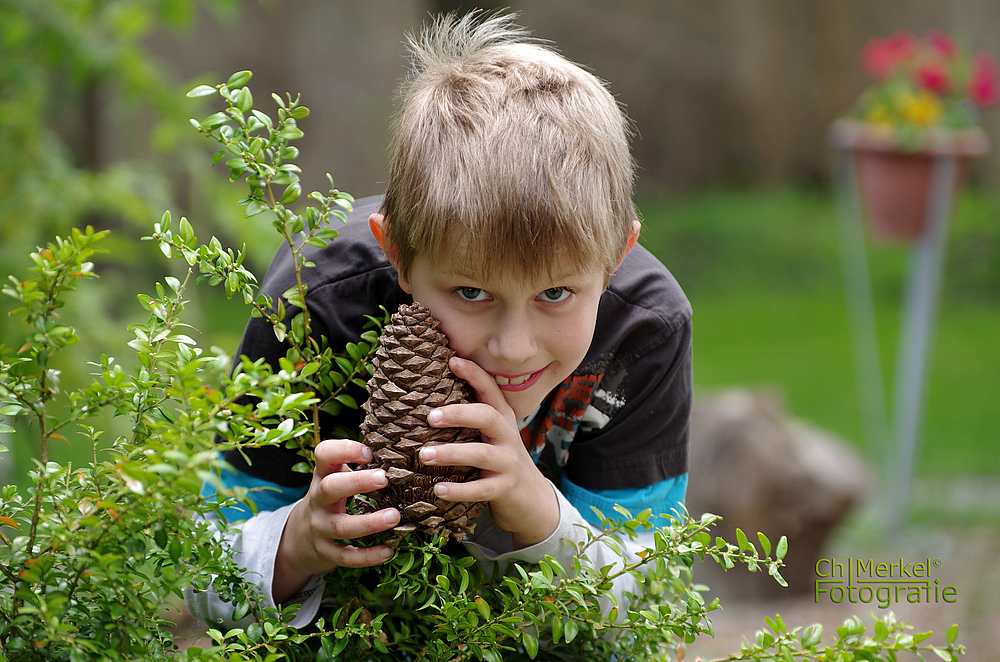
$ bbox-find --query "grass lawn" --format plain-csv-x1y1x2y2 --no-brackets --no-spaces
637,186,1000,479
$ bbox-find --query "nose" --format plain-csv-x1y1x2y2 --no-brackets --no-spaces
487,309,537,364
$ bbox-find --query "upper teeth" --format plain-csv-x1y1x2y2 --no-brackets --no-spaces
495,374,530,386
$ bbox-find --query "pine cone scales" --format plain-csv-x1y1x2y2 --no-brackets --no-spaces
359,302,483,544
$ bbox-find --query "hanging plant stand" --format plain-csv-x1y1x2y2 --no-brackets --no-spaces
829,118,991,531
829,119,989,241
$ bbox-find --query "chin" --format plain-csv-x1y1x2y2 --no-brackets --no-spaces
504,393,545,421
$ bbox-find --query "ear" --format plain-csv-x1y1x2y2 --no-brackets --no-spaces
369,213,388,252
369,213,411,293
369,213,399,263
614,220,642,271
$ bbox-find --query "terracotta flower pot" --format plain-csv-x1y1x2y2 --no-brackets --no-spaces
830,119,989,240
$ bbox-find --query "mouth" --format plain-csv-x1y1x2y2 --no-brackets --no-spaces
492,367,547,392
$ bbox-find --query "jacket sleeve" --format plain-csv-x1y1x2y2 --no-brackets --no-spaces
462,481,667,620
184,500,327,629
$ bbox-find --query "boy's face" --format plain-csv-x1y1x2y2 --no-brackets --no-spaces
394,241,607,420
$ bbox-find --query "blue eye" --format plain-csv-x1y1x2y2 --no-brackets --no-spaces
457,287,490,302
540,287,571,302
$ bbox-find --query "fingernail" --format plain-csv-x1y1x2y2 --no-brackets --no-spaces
427,409,443,425
361,446,373,462
380,547,394,561
434,483,448,498
372,469,387,487
382,509,399,525
419,447,436,463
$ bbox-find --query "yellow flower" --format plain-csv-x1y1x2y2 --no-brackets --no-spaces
898,89,942,127
863,105,894,126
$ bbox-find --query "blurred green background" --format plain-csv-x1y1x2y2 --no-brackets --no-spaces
2,1,998,507
4,0,1000,653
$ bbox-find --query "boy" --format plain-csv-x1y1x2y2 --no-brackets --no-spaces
186,12,691,628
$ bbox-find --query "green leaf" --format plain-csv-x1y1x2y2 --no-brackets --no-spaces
563,618,579,643
278,125,304,141
227,70,252,89
800,623,822,648
245,200,268,217
736,527,749,552
232,601,250,621
280,183,301,205
521,631,538,658
335,394,357,409
397,552,414,575
187,84,217,98
474,596,490,620
757,532,771,556
768,563,787,586
334,356,355,375
930,646,954,661
234,87,253,114
612,504,633,520
775,535,788,560
331,636,349,657
346,342,362,361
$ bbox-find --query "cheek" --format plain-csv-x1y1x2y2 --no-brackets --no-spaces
555,308,599,361
405,287,472,354
431,312,480,358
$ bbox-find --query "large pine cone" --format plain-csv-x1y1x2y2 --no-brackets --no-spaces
358,302,484,545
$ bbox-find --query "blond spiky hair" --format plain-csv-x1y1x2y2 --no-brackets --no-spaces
379,11,638,283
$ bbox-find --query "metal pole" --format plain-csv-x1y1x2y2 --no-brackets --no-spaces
830,135,957,532
831,145,892,484
887,154,957,530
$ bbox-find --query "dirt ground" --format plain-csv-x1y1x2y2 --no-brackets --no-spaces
686,492,1000,661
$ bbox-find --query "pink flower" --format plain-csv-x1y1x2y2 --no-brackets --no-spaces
863,31,918,79
969,51,1000,106
925,29,958,60
915,61,951,96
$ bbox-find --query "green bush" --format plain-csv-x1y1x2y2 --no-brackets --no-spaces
0,72,965,662
0,0,276,486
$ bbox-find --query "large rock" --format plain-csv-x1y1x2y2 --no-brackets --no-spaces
687,389,870,598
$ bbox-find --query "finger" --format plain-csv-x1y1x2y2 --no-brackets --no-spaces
427,401,510,443
447,356,513,414
314,466,389,509
314,438,374,477
429,477,503,503
418,439,501,472
315,507,401,541
319,540,396,569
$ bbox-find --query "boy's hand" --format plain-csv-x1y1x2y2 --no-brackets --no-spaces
418,356,560,549
273,439,400,604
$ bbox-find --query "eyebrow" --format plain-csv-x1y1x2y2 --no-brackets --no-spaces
441,245,601,285
444,268,595,289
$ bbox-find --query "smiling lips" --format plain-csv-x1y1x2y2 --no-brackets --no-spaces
492,367,546,391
